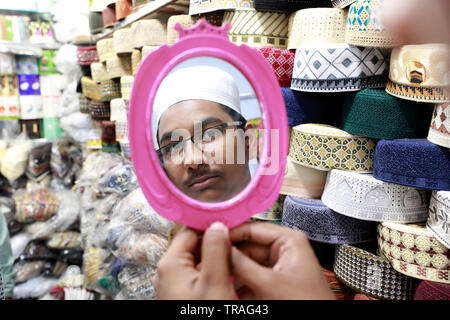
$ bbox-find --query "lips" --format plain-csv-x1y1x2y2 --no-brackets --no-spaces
188,174,220,191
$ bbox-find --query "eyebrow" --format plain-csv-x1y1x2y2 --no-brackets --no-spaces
159,117,224,146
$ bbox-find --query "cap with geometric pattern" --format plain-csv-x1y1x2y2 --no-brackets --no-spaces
333,244,417,300
331,0,357,8
321,169,429,223
289,124,376,172
255,0,332,12
378,222,450,284
287,8,347,49
223,9,290,49
291,44,389,92
428,103,450,148
427,191,450,250
256,47,295,87
189,0,254,15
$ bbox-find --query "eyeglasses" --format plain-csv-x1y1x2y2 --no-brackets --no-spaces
157,121,245,163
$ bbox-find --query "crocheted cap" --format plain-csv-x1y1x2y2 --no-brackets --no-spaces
373,138,450,191
331,0,357,8
256,47,295,87
428,103,450,148
282,196,376,244
254,0,332,12
414,281,450,300
189,0,254,15
282,87,344,127
341,89,431,140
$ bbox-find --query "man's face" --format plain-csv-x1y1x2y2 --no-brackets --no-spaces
157,100,253,203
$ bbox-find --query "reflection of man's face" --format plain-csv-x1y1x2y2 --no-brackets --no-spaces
158,100,253,203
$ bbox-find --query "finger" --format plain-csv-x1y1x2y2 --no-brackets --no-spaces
163,227,199,267
231,246,271,294
200,221,231,286
236,243,271,266
230,221,290,246
236,286,255,300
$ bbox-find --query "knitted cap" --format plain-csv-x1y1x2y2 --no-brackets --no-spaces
386,44,450,103
282,87,344,127
341,89,431,140
414,281,450,300
427,190,450,250
256,47,294,87
373,138,450,191
287,8,347,49
291,44,389,92
282,196,376,244
321,169,429,223
252,194,285,221
345,0,398,48
428,103,450,148
254,0,332,12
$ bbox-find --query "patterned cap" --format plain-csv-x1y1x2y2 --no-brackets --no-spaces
289,124,376,172
341,89,431,140
132,19,167,48
427,191,450,250
113,28,134,54
256,47,294,87
386,44,450,103
291,44,389,92
76,46,99,66
282,195,376,244
428,103,450,148
345,0,398,48
96,39,115,63
378,222,450,284
252,194,286,221
223,9,289,49
287,8,347,49
189,0,254,15
331,0,357,8
333,244,418,300
322,170,429,223
373,138,450,191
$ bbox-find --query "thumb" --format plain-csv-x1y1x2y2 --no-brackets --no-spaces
231,246,271,295
200,221,231,286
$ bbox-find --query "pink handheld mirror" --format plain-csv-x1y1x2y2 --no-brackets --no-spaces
128,19,288,230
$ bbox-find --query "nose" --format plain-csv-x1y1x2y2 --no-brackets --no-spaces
183,139,204,168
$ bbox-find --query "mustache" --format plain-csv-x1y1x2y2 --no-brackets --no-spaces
184,167,222,187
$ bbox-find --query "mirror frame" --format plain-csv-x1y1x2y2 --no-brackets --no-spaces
129,19,288,230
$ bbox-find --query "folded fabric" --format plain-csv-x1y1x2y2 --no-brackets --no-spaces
345,0,398,48
378,222,450,284
253,195,285,221
333,244,417,300
189,0,254,15
289,124,376,172
428,103,450,148
373,138,450,191
254,0,331,12
331,0,357,8
322,170,429,223
341,89,431,139
282,196,376,244
386,44,450,103
256,47,294,87
287,8,347,49
223,9,289,49
280,157,328,198
414,281,450,300
282,88,345,127
427,191,450,249
291,44,389,92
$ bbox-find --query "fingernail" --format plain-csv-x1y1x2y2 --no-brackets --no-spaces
208,221,229,235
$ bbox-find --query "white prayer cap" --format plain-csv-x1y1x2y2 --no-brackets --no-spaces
153,65,242,134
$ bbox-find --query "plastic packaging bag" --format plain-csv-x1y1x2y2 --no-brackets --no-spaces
50,139,83,188
26,141,52,182
13,275,58,299
14,260,45,283
118,265,158,300
18,240,57,261
10,232,33,260
1,135,32,181
47,231,81,249
14,188,60,223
